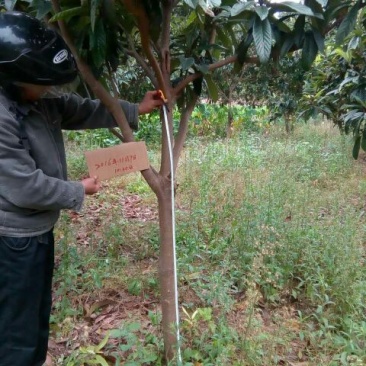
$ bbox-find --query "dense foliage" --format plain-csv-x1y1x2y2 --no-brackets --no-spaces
300,4,366,159
2,0,365,147
64,103,269,147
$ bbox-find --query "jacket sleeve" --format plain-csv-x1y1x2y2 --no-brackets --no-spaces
57,93,139,131
0,105,85,211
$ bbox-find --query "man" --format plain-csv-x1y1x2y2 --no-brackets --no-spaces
0,11,163,366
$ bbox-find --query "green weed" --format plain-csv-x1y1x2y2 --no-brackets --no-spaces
53,120,366,365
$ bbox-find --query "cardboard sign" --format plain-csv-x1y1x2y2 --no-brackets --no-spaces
84,142,149,181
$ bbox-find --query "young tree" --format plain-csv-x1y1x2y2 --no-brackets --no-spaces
5,0,363,362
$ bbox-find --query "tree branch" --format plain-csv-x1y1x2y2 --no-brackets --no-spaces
124,47,158,87
160,0,173,95
173,55,258,96
158,0,175,178
50,0,133,139
122,30,158,87
173,94,198,172
50,0,163,196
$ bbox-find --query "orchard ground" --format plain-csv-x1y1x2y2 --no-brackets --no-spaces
51,120,366,366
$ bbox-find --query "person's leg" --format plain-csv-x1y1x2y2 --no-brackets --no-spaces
0,231,55,366
33,231,55,366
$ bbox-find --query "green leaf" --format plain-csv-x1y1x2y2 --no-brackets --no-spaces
344,111,364,123
140,0,162,43
204,74,219,102
90,20,106,68
253,16,272,63
216,27,232,49
102,0,117,25
236,32,253,65
195,64,209,74
75,16,92,33
90,0,100,32
273,1,316,17
348,36,360,50
302,31,318,69
326,2,350,21
306,0,324,27
351,87,366,106
353,135,361,159
126,322,141,332
31,0,52,19
179,56,195,72
271,24,282,44
335,0,361,45
361,130,366,152
87,355,109,366
119,344,132,352
141,355,158,363
109,328,126,338
255,6,269,21
333,48,350,62
345,122,350,135
293,15,305,47
312,27,325,54
280,34,294,57
49,7,83,22
273,19,292,33
230,1,255,17
95,332,110,352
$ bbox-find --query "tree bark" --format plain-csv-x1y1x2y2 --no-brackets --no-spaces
157,182,177,362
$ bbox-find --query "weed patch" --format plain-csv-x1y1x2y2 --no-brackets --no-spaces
52,122,366,365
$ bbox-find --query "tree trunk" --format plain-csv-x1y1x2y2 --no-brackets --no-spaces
157,182,178,362
285,113,294,134
226,89,233,138
226,107,234,138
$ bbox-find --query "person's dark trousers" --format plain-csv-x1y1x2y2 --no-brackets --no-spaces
0,230,55,366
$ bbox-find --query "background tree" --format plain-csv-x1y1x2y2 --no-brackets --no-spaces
300,1,366,159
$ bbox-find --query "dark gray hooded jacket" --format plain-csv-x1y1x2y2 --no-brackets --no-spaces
0,89,139,237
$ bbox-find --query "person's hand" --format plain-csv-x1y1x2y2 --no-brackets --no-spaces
138,90,165,115
81,176,101,195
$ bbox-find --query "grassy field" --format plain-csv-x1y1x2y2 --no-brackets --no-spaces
51,121,366,365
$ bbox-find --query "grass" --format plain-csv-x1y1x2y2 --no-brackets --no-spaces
52,120,366,365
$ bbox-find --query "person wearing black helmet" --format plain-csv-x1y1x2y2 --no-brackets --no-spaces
0,11,163,366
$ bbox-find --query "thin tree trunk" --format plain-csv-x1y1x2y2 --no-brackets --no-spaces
157,183,177,362
227,107,234,138
285,113,294,134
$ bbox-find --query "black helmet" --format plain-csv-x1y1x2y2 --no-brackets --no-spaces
0,11,78,85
